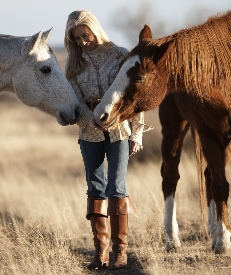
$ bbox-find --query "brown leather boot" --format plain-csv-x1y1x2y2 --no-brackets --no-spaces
86,198,110,270
108,196,136,270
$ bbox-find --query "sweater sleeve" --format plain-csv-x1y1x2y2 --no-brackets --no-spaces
69,78,94,128
129,112,145,146
129,112,154,146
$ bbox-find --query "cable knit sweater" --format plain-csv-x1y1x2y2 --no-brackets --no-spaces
68,43,152,146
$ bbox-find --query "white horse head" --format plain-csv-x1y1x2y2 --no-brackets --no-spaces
0,29,80,125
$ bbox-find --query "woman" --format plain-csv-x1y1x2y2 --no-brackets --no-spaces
64,10,152,270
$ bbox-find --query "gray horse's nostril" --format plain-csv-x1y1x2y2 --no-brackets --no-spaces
100,113,109,123
59,107,80,126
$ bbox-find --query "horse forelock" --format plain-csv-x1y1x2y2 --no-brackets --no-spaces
118,42,147,69
33,40,49,52
30,41,57,62
48,46,57,60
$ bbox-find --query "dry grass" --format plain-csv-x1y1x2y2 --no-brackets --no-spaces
0,50,230,275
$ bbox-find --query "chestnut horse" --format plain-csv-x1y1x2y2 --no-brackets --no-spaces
94,11,231,254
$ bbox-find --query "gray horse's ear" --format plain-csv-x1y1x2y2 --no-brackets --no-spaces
139,24,152,42
22,30,43,55
42,28,53,42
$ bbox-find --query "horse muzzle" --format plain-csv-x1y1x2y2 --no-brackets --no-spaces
58,107,80,126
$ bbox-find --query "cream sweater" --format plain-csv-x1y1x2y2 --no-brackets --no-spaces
68,44,152,145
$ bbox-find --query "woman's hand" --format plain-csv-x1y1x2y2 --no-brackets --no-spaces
92,118,110,132
129,140,142,156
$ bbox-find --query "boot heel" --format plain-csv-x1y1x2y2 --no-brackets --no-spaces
87,259,109,270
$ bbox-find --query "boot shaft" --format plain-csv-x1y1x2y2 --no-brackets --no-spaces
110,214,129,269
87,199,110,270
90,214,110,248
108,196,136,248
86,197,108,220
108,196,136,215
110,214,128,249
108,197,136,269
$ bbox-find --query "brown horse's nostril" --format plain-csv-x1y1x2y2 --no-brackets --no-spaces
100,113,109,123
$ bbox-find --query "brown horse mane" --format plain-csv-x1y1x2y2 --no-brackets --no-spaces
130,10,231,103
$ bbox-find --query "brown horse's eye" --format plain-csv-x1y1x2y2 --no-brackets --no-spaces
135,75,146,83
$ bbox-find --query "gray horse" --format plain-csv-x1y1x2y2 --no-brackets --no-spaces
0,28,80,125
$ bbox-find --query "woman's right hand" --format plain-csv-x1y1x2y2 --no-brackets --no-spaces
92,118,110,132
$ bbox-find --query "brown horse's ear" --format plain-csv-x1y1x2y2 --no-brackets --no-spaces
139,24,152,42
153,40,172,64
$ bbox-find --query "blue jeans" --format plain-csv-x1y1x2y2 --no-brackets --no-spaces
79,132,129,199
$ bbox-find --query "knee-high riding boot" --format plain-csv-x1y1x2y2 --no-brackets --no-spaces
86,198,110,270
108,196,136,269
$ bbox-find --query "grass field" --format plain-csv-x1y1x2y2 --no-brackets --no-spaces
0,50,230,275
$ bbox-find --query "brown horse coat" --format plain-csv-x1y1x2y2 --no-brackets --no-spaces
94,11,231,254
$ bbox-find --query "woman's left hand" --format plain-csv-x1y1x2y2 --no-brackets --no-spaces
129,140,142,156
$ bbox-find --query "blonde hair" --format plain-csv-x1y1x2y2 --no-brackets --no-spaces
64,10,111,78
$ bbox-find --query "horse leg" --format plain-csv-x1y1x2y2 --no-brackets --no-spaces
204,167,217,249
206,143,231,250
199,131,230,254
159,96,190,252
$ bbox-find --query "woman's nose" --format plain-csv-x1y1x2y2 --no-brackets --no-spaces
79,37,87,46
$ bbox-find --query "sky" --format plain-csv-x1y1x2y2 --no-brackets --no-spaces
1,0,230,50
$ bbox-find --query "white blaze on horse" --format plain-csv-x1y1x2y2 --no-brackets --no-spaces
94,11,231,254
0,28,80,125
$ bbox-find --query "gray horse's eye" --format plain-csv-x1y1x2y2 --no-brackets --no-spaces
40,66,51,74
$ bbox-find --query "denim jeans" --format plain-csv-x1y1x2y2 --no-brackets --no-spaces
79,132,129,199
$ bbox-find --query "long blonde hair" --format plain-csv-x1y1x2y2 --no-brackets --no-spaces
64,10,111,78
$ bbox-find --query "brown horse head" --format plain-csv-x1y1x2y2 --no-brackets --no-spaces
94,25,171,128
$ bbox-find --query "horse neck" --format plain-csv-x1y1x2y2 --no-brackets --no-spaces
0,36,25,92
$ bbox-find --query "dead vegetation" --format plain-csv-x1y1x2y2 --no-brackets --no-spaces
0,51,230,274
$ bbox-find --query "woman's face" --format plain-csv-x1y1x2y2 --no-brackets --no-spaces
72,25,98,52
